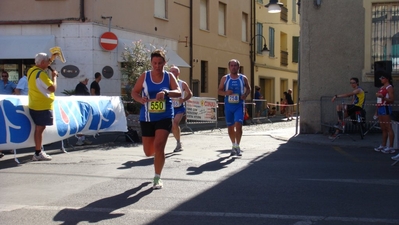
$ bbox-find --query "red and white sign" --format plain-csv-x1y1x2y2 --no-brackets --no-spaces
99,32,118,51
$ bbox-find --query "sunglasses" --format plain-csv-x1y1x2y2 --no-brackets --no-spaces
2,75,7,77
380,76,387,80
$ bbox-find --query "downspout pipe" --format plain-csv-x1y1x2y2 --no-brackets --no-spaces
250,0,255,100
80,0,86,22
189,0,193,88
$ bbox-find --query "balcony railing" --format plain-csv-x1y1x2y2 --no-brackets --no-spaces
280,6,288,22
281,50,288,66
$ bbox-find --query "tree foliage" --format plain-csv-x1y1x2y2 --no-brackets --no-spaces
120,40,152,88
120,41,169,97
120,40,169,112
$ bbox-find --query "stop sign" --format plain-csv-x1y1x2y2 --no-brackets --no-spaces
99,32,118,51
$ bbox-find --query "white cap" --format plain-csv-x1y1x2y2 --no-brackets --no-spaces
78,74,88,82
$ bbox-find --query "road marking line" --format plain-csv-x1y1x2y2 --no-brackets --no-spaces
2,204,399,224
332,146,360,162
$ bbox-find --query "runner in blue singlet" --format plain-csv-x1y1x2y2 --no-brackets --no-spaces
218,59,251,157
169,65,193,152
131,50,181,189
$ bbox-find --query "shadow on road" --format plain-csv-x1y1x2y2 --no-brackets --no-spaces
53,182,153,225
186,155,235,175
117,152,176,169
147,140,399,224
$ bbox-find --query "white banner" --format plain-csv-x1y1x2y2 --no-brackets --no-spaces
0,95,127,150
185,97,217,122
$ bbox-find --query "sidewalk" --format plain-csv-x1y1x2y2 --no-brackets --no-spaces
1,115,384,161
265,127,382,149
192,115,383,149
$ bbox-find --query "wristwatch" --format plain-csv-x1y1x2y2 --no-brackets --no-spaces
163,90,169,97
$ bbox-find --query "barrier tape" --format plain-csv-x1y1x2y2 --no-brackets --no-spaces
217,102,299,107
342,118,399,125
125,100,299,107
267,102,299,106
217,102,255,105
335,103,399,107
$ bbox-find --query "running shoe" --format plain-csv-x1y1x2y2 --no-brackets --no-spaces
333,122,343,130
328,134,338,140
32,151,52,161
391,154,399,161
75,140,84,146
153,177,163,189
230,147,237,156
381,147,395,154
235,146,242,157
374,145,385,152
173,142,183,152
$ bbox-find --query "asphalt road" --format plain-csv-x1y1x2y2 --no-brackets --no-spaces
0,121,398,225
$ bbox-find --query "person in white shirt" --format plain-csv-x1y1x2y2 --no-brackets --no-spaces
15,75,29,95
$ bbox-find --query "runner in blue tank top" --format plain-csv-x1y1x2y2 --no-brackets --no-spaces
131,50,181,189
218,59,251,157
169,65,193,153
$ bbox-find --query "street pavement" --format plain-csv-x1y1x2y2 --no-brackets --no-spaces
0,116,398,225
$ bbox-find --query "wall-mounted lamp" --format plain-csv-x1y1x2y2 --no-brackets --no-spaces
314,0,321,7
259,43,270,55
265,0,284,14
297,0,301,14
250,34,270,57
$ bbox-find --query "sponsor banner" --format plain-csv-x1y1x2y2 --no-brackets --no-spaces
0,95,127,150
185,97,217,122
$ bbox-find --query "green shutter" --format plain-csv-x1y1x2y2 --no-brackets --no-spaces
292,36,299,63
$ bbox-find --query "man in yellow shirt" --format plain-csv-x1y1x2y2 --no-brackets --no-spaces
27,52,58,161
330,77,365,139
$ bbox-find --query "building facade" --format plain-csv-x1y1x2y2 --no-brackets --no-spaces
254,0,300,111
299,0,399,133
0,0,193,96
0,0,252,101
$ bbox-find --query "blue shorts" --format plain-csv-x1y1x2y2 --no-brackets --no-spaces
140,118,172,137
377,105,392,116
29,109,53,126
224,103,244,126
174,106,185,115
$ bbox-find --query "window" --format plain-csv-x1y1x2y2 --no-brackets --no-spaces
218,2,226,36
192,79,200,96
371,3,399,73
269,27,275,57
200,0,208,30
0,59,35,83
201,61,208,93
154,0,167,19
256,23,264,54
292,0,297,22
242,13,248,42
292,36,299,63
256,0,263,4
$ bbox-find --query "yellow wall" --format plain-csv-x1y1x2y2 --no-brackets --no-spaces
254,0,300,104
